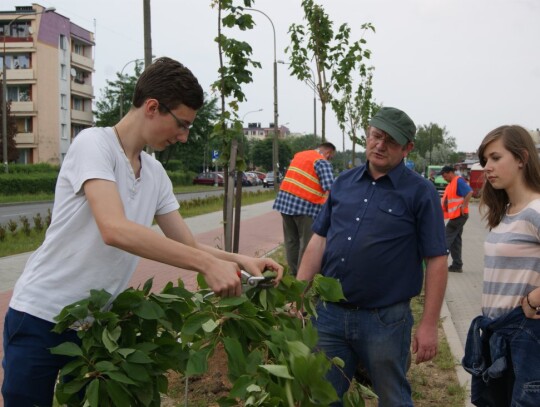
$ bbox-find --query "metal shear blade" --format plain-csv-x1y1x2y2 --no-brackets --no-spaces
238,270,274,288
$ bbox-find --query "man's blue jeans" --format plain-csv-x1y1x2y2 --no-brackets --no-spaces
2,307,80,407
313,300,414,407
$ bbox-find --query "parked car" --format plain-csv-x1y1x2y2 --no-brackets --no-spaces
251,171,267,182
245,172,262,186
192,172,224,186
263,171,281,188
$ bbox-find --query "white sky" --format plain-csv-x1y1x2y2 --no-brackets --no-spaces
5,0,540,153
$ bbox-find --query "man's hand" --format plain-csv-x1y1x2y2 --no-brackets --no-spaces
202,259,242,298
412,320,438,364
238,256,284,286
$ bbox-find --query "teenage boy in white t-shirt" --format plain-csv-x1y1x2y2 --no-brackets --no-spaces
1,57,283,407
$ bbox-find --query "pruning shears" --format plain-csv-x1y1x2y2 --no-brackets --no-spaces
237,270,275,289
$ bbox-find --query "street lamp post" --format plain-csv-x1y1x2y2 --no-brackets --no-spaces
245,8,279,191
242,108,262,171
119,58,144,120
278,60,317,138
242,108,263,124
2,7,55,173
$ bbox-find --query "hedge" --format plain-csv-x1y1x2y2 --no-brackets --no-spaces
0,170,197,195
0,174,58,195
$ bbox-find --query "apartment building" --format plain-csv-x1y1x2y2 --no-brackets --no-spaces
243,122,290,141
1,3,94,165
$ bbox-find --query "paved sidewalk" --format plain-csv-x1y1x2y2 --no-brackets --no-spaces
0,200,486,406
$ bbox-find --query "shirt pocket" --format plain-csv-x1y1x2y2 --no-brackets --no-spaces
373,197,408,237
377,198,406,217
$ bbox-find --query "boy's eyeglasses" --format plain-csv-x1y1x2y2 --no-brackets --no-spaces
159,103,193,132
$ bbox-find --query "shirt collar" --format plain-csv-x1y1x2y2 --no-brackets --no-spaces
355,160,407,189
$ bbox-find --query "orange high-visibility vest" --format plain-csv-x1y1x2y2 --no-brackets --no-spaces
441,176,468,219
280,150,328,204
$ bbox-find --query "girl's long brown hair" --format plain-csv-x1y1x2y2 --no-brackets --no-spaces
478,125,540,229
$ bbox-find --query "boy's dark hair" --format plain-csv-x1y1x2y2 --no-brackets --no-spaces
132,57,204,111
319,142,336,151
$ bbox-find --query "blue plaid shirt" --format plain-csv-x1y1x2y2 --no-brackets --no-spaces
273,158,334,218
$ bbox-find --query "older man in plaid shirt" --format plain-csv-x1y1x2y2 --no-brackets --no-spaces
273,142,336,275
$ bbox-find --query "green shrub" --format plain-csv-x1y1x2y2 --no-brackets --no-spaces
163,159,183,172
0,225,5,242
33,213,44,232
167,170,196,186
19,216,31,236
0,173,57,195
8,163,60,174
52,275,375,406
7,220,17,235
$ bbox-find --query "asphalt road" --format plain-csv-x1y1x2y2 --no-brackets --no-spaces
0,186,264,226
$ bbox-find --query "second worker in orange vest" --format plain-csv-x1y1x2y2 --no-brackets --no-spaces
273,143,336,275
440,165,473,273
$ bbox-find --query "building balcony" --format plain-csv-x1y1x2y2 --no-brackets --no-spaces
71,53,94,71
10,101,34,113
5,68,35,81
14,132,35,145
71,109,93,125
71,81,94,98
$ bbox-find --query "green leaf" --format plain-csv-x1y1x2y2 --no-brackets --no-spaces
217,296,248,307
223,337,246,380
106,371,137,385
142,278,153,295
102,328,119,353
202,318,218,333
117,348,136,358
313,274,346,302
94,360,117,373
286,340,311,358
133,300,165,320
105,380,131,406
85,378,99,407
259,364,294,379
126,350,153,364
50,342,83,357
182,312,213,336
186,348,210,376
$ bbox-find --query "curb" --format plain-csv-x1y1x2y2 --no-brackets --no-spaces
440,300,474,407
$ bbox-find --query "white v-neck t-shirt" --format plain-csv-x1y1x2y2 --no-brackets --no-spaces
10,127,179,322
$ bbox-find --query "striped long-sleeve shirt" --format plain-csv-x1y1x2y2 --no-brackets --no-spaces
483,199,540,319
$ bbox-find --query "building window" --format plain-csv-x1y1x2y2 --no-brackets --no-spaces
61,94,67,109
72,97,83,111
73,43,84,56
60,34,67,50
7,85,31,102
74,69,85,84
16,117,33,132
61,124,67,140
72,125,85,139
1,53,31,70
1,21,31,38
16,149,31,164
61,64,67,80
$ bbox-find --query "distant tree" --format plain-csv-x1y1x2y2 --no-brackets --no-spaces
285,134,322,155
251,138,291,172
94,61,144,127
0,83,19,165
286,0,375,141
212,0,262,251
414,123,456,163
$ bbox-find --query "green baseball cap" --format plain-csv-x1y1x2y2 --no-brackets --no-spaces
369,107,416,146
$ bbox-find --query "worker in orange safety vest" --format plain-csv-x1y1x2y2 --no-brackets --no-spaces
440,165,473,273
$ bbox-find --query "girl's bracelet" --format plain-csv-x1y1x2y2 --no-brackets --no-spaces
526,292,540,315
